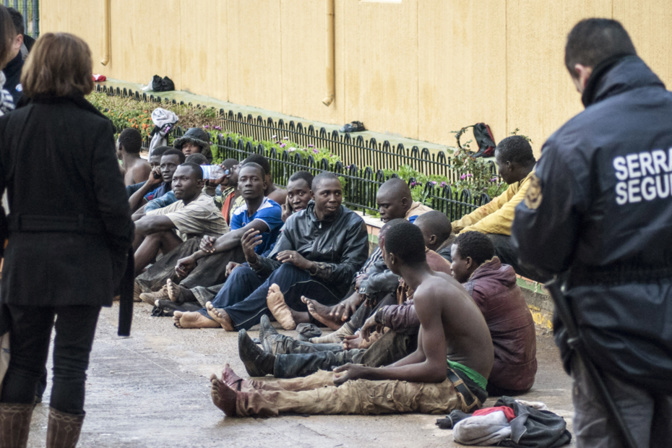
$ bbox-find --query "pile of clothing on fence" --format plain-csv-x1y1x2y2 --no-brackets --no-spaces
435,396,572,447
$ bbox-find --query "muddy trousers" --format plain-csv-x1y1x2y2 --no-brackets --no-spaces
237,370,478,416
273,331,417,378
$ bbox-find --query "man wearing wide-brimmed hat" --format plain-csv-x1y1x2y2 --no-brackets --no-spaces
173,127,214,163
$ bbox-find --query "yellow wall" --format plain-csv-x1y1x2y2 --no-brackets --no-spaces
40,0,672,157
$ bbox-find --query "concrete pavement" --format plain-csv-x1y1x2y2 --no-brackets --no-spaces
26,303,575,447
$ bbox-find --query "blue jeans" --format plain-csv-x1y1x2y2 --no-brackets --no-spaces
1,304,101,414
200,263,341,330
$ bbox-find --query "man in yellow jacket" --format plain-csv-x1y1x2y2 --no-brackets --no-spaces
452,136,544,281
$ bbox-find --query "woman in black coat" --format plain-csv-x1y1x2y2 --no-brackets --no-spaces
0,33,134,447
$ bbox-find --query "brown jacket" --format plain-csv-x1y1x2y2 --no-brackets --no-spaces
464,257,537,392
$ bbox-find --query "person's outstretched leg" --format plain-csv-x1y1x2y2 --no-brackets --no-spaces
212,375,464,417
239,328,356,378
273,350,362,378
173,265,261,329
259,315,342,355
358,331,417,368
223,264,342,331
219,365,336,393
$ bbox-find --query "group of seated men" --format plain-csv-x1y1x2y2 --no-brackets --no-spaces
123,127,540,418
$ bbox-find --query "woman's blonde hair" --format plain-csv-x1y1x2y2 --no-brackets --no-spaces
0,6,15,68
21,32,94,98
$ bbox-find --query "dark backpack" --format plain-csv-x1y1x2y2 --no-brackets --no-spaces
456,123,496,158
151,75,175,92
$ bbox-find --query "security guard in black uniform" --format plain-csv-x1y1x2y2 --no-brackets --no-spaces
513,19,672,447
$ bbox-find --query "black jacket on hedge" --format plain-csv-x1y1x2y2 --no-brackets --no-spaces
251,201,369,298
0,94,134,309
512,55,672,393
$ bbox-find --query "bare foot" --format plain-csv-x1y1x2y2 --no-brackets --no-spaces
173,311,220,329
266,284,296,330
166,279,183,303
205,302,235,331
210,373,238,416
301,296,341,330
309,323,354,344
139,285,169,305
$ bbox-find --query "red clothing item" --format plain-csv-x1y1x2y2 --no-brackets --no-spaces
473,405,515,422
221,191,236,225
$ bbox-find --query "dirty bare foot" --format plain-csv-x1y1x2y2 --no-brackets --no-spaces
139,285,170,305
166,279,184,303
309,323,354,344
266,284,296,330
173,311,220,329
205,302,235,331
210,373,238,416
301,296,341,330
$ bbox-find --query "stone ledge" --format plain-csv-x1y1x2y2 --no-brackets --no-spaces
518,277,554,330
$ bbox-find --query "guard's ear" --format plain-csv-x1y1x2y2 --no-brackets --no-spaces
572,63,593,93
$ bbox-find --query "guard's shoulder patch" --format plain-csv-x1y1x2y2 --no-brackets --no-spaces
524,173,543,209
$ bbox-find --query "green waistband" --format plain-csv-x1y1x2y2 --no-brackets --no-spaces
447,358,488,390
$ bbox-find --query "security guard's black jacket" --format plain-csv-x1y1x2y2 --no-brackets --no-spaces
512,55,672,393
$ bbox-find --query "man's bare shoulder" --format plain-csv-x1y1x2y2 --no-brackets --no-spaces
128,160,152,183
414,272,469,303
129,159,151,172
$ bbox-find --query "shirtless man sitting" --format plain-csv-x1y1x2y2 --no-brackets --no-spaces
210,220,493,417
117,128,151,186
125,145,170,198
